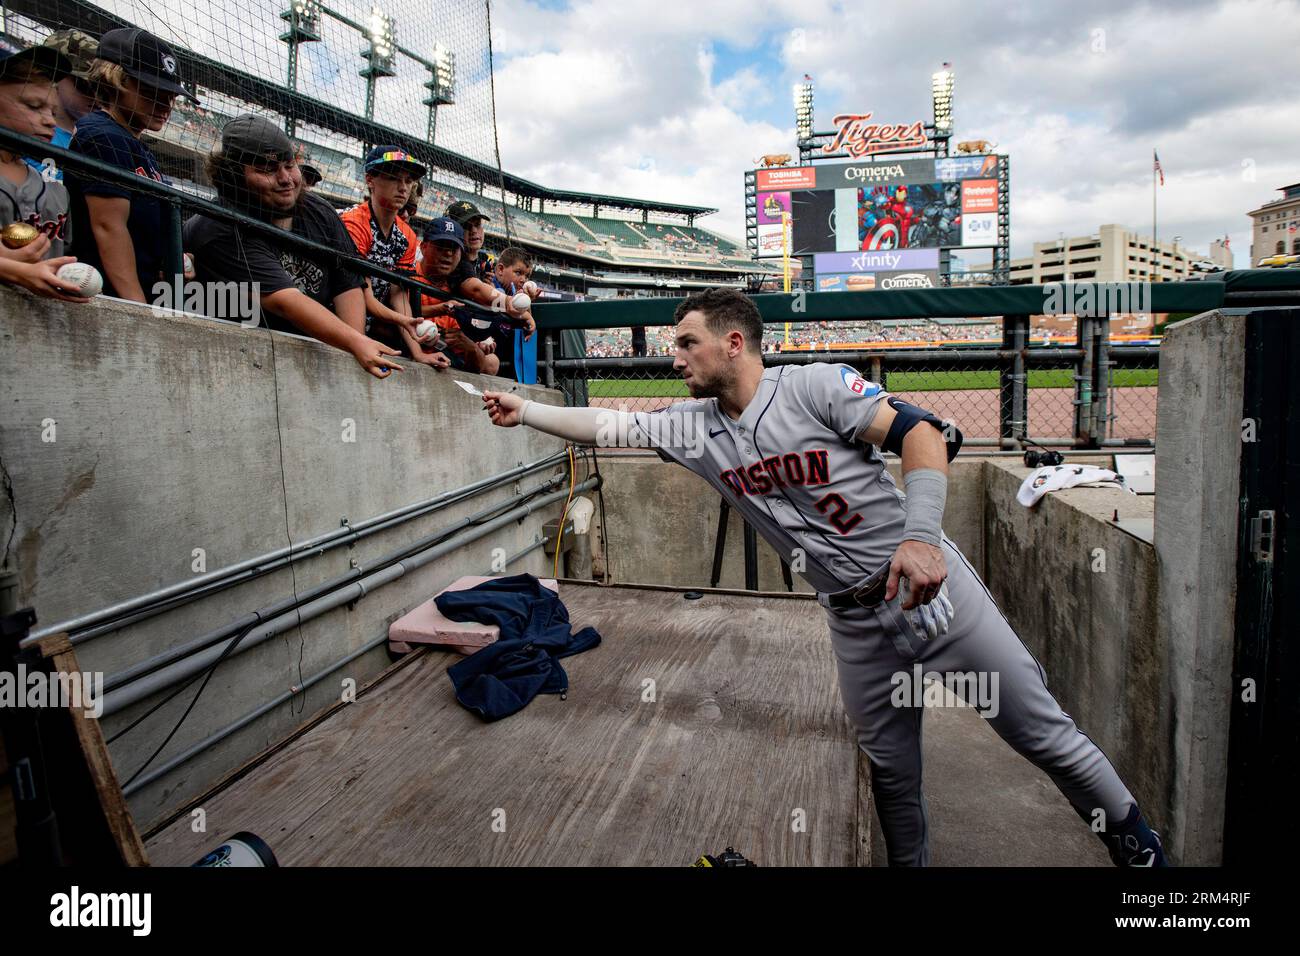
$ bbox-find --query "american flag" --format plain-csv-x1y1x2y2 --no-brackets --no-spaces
1224,235,1231,249
1153,150,1164,186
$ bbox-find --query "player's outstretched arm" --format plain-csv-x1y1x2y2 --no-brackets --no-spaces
482,390,633,445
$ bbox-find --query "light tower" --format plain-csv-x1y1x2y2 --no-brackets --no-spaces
931,63,954,156
360,6,398,122
424,43,456,144
793,75,814,162
279,0,322,137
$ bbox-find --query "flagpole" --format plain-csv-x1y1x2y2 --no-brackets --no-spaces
1152,149,1158,282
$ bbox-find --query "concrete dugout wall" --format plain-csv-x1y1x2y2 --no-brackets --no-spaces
1,290,1246,863
0,290,568,830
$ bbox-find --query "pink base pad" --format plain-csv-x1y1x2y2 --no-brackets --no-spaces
388,576,559,656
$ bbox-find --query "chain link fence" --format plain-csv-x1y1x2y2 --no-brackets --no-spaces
553,318,1159,448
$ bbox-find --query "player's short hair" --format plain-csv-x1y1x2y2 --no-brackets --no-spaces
497,246,531,270
673,287,763,354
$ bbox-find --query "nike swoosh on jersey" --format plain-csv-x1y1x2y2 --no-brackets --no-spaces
709,428,727,438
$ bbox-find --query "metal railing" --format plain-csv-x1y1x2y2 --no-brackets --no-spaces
0,124,488,316
528,275,1300,449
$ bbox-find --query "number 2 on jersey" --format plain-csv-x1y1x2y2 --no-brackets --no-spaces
815,492,864,534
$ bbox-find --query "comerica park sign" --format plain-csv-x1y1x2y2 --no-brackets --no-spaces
823,113,928,157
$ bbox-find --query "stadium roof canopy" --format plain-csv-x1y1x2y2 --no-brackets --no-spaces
14,0,716,218
508,180,716,217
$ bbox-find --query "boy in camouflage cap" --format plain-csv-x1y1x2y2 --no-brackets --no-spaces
40,30,99,147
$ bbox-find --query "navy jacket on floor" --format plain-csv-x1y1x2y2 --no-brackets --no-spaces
435,574,601,721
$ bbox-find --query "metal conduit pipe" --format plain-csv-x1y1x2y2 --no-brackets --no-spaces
101,478,598,718
102,471,575,693
23,450,570,647
86,464,569,653
120,633,390,798
120,535,564,797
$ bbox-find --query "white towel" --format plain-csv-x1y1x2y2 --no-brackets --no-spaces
1017,464,1134,507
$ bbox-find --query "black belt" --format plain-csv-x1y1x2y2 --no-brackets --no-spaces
823,563,891,610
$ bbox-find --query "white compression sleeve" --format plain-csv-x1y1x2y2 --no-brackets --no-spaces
517,399,633,445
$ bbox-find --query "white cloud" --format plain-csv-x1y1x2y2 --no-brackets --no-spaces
488,0,1297,261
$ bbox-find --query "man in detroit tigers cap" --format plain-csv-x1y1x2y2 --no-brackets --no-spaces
424,215,465,247
480,286,1170,869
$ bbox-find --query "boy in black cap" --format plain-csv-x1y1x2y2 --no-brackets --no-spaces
0,43,89,301
183,113,402,379
67,27,192,301
447,198,496,281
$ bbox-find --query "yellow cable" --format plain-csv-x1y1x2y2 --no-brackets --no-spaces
552,443,577,580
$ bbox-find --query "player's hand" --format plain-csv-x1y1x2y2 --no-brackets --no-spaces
349,336,404,379
482,390,525,427
477,337,497,355
0,231,52,264
886,539,947,609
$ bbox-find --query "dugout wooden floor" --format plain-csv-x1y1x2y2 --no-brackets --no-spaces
144,582,868,867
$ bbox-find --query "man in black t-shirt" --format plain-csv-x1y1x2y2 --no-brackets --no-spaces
183,114,402,379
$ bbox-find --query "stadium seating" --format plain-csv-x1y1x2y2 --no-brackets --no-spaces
581,218,652,248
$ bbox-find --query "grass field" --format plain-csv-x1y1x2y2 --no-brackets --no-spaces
586,368,1159,397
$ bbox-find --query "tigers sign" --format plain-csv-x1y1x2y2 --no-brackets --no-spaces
823,113,928,157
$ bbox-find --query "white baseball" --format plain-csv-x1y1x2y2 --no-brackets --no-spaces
523,280,538,297
415,319,437,339
510,292,531,312
56,262,103,297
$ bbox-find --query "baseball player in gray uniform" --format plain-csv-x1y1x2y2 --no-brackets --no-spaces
482,287,1166,867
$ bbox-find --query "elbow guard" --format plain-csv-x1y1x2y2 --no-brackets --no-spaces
881,397,964,461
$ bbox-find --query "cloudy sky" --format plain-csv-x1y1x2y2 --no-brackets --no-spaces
489,0,1300,263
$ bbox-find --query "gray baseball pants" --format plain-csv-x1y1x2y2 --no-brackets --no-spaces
818,536,1136,866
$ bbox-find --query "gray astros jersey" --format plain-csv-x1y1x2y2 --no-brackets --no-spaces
625,361,905,593
625,361,1148,867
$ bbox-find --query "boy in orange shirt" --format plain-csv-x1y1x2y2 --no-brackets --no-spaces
340,145,448,368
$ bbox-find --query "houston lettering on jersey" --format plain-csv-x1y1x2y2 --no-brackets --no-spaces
719,449,866,535
719,449,831,497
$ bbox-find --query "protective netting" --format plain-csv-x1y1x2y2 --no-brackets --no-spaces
2,0,510,227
